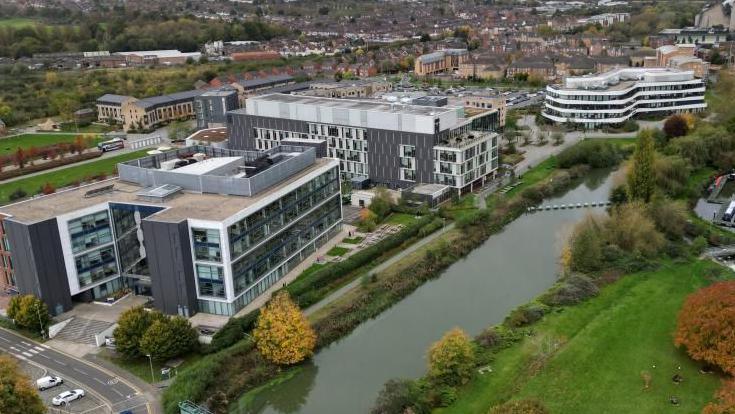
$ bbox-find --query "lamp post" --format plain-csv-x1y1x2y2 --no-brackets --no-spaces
146,354,154,383
35,302,46,340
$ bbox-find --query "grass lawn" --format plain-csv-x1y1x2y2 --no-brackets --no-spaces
102,350,203,384
439,260,730,414
0,149,150,203
342,236,364,244
60,123,118,134
442,194,478,221
0,133,103,156
384,212,419,226
0,18,36,28
326,246,350,257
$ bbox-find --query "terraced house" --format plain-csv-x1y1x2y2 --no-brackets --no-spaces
0,145,342,317
542,67,707,128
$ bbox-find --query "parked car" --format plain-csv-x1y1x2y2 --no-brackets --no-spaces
52,389,85,406
36,375,63,390
105,336,116,348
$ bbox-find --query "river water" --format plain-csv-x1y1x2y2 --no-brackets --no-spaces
234,168,616,414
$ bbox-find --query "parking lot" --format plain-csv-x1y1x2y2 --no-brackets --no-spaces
21,361,108,414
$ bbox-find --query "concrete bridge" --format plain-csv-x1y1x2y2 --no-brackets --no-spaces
527,201,612,213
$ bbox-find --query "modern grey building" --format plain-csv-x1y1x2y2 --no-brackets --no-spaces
0,146,341,317
194,88,240,129
228,94,500,193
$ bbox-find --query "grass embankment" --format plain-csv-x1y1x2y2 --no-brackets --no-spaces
101,351,203,384
0,149,150,203
0,133,102,156
440,260,729,414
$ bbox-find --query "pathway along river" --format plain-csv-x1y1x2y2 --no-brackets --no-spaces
234,168,617,414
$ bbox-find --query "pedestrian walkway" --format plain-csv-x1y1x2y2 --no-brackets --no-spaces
53,317,112,346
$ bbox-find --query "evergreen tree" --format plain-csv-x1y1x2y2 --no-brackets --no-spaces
627,129,656,202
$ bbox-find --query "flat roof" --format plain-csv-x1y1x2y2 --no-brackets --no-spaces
187,128,229,142
0,158,336,224
169,157,241,176
242,93,457,117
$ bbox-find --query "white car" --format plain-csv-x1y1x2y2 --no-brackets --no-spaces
36,375,63,391
52,389,84,406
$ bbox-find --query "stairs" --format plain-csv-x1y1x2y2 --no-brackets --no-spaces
53,317,112,345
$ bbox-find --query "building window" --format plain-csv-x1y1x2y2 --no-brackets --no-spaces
197,264,225,298
68,211,113,254
192,228,222,262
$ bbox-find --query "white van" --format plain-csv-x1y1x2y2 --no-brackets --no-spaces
36,375,63,390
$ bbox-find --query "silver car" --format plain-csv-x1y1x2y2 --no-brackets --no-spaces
52,389,85,406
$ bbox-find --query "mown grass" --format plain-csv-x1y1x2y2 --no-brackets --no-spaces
342,236,364,244
0,149,150,203
326,246,349,256
439,260,729,414
101,350,203,384
384,212,419,226
0,133,102,156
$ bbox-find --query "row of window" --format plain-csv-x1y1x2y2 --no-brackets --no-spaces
68,211,113,254
546,82,704,101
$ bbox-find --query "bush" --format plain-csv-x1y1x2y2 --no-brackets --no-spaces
569,215,606,273
653,155,691,198
663,114,689,138
139,316,199,362
113,306,166,359
489,399,550,414
646,198,688,240
8,188,26,201
371,379,429,414
556,140,625,169
505,303,548,328
691,235,708,256
207,310,259,353
675,280,735,375
539,274,599,306
474,325,523,350
606,203,665,257
704,379,735,414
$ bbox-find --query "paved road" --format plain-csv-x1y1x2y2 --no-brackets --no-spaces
0,328,148,413
305,222,456,316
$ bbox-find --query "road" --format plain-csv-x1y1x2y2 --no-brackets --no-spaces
0,327,148,413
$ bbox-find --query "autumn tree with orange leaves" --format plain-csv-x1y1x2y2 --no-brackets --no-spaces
253,291,316,365
674,281,735,375
704,379,735,414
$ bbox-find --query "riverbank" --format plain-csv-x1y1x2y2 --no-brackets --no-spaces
439,259,730,414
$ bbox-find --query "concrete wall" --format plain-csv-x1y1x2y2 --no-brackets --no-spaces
4,218,72,315
142,219,198,316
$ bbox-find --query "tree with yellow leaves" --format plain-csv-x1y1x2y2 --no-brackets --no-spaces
253,291,316,365
427,327,475,386
0,355,45,414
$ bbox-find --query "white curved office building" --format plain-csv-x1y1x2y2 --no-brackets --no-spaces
542,68,707,128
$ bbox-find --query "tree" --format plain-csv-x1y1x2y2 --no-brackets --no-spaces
627,129,655,202
6,295,50,335
253,291,316,365
13,148,26,169
427,327,475,386
168,120,190,141
675,281,735,375
371,378,428,414
552,131,564,146
114,306,165,359
0,355,45,414
489,399,549,414
663,114,689,138
369,187,394,219
206,391,230,414
704,379,735,414
140,316,198,361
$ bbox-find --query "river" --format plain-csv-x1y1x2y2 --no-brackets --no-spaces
233,168,617,414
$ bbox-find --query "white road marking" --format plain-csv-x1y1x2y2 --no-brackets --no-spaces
21,351,32,357
20,341,32,346
40,344,50,349
112,388,124,397
37,353,51,360
9,346,20,352
73,367,88,375
27,348,38,354
12,353,26,361
0,336,10,342
33,346,44,352
93,377,106,385
53,359,67,366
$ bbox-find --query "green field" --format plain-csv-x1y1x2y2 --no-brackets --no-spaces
0,133,103,156
326,246,350,257
0,18,36,28
0,149,150,203
384,212,419,226
440,260,729,414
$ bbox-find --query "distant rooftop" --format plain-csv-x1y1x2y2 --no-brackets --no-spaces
554,67,698,91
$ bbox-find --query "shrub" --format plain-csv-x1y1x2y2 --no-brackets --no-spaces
489,399,550,414
207,310,259,353
675,281,735,375
475,325,523,350
606,203,665,257
569,215,607,273
653,155,691,198
505,303,548,328
371,379,429,414
427,328,475,387
663,114,689,138
539,274,599,306
556,140,624,169
8,188,26,201
646,198,688,240
139,316,199,362
691,235,708,256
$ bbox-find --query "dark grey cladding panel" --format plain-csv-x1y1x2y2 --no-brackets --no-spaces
4,218,71,315
227,113,310,151
366,129,435,189
142,219,198,316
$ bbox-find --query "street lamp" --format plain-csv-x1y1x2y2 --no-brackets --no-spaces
146,354,154,383
35,302,46,340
